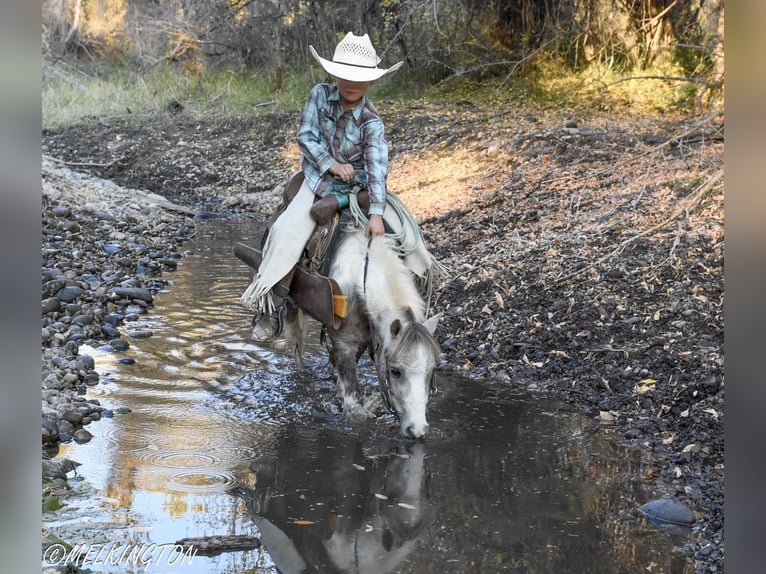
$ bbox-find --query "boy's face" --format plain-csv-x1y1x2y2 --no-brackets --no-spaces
335,77,371,108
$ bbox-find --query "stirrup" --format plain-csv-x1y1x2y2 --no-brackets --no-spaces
251,304,287,341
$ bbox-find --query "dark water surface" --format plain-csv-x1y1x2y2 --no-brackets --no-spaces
51,219,691,573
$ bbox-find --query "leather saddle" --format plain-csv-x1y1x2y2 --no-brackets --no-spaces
234,172,357,329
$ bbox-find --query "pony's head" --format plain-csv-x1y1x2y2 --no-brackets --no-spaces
377,311,442,439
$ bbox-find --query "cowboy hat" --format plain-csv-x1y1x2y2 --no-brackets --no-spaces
309,32,403,83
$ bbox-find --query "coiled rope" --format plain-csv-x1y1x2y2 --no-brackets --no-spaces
348,186,448,317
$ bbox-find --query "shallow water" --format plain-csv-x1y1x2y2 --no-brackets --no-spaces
49,219,691,573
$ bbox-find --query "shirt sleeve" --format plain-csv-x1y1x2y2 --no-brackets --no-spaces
296,85,336,176
363,119,388,216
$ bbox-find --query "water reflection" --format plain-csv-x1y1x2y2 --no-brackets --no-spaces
233,435,431,574
49,219,691,574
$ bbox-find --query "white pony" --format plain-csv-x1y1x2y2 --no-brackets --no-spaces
237,179,444,439
317,225,441,438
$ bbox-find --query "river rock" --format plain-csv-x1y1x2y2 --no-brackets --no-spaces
109,338,130,351
638,498,695,526
42,418,59,444
112,287,154,302
57,420,74,442
73,428,93,443
60,408,83,425
56,285,84,303
42,297,60,315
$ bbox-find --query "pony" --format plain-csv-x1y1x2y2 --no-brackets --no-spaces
317,223,441,438
237,212,442,439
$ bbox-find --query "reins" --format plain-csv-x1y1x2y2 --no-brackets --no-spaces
363,237,394,412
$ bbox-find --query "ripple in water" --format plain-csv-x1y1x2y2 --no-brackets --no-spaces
166,469,239,493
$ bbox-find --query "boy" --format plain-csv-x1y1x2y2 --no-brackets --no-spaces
242,32,403,340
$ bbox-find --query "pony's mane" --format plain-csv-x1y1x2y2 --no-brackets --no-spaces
367,236,426,318
393,320,441,357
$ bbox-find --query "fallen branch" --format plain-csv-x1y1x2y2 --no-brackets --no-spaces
549,169,723,286
539,108,723,186
175,535,261,557
44,154,117,169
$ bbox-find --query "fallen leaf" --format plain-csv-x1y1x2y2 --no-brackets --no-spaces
644,469,661,481
495,292,505,309
352,464,365,471
374,493,389,500
703,408,719,420
682,443,696,453
599,410,616,422
292,520,315,525
639,378,658,384
397,502,417,510
661,432,676,445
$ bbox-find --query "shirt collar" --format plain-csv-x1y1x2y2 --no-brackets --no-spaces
328,85,366,120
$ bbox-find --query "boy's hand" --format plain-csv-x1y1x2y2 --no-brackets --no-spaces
329,162,355,183
365,214,385,238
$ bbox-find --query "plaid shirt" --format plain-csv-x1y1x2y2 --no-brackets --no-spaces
296,83,389,216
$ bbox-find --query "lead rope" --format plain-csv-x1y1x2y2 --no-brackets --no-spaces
351,190,442,318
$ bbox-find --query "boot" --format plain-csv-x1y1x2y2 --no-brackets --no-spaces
250,269,295,342
310,191,370,226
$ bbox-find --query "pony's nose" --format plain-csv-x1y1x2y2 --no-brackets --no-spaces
405,422,429,439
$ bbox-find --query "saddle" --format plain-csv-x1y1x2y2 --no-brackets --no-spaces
235,172,360,329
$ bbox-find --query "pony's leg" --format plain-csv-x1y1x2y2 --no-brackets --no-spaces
331,339,370,416
282,303,307,371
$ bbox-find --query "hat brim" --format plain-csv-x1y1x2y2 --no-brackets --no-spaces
309,45,403,82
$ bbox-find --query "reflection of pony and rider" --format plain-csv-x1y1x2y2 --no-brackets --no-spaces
232,435,433,574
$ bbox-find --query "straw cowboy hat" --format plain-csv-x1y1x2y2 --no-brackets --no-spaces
309,32,404,83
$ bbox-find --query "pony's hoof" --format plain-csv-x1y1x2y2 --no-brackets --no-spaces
343,399,375,419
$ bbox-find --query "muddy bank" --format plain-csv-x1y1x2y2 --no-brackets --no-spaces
41,103,723,572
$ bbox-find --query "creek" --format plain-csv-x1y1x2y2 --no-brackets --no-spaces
47,219,691,573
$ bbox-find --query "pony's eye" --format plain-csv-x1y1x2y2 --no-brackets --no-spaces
389,367,402,378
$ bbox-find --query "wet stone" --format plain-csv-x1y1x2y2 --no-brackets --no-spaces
109,338,130,352
639,498,695,526
73,428,93,444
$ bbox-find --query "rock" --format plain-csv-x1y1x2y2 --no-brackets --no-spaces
56,420,74,442
112,287,154,302
638,498,695,526
127,329,154,339
42,457,81,480
73,428,93,443
61,408,83,425
42,418,59,444
109,338,130,351
56,285,84,303
42,297,60,315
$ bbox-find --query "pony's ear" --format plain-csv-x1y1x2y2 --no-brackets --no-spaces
390,318,403,338
422,312,442,335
